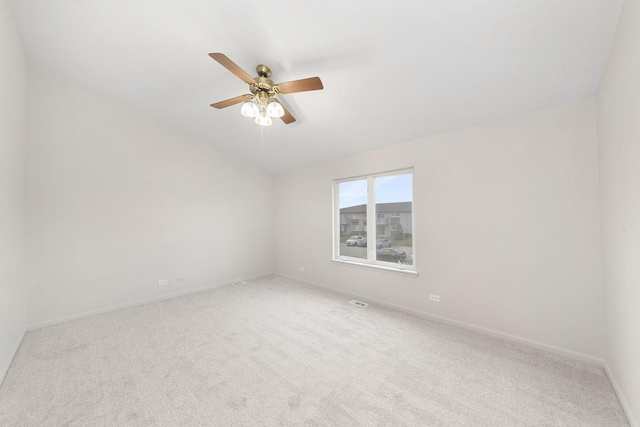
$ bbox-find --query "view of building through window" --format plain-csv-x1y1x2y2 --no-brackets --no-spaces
338,179,367,260
336,170,413,268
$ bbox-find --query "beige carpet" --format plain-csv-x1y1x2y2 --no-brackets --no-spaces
0,275,629,426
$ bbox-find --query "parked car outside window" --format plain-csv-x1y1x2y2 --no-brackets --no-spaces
346,236,365,246
376,248,407,262
376,239,391,249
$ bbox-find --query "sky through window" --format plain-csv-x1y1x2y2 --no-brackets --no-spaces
339,174,412,208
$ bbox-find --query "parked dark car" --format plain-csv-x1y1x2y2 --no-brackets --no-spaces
376,239,391,249
357,237,368,247
376,248,407,262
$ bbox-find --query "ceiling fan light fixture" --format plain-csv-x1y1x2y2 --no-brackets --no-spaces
255,111,272,127
266,99,285,118
240,100,259,118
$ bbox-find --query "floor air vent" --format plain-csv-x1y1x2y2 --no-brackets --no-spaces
232,281,249,286
348,299,369,307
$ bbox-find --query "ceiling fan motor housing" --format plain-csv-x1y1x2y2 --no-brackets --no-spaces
250,64,278,95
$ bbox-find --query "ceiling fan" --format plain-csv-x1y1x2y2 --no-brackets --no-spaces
209,53,323,126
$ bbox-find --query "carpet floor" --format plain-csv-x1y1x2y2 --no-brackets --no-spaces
0,275,629,426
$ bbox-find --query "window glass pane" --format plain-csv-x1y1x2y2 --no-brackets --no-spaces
339,180,367,260
375,173,413,265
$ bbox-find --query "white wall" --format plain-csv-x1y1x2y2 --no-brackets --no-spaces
0,0,28,382
27,64,274,326
596,0,640,423
275,99,604,360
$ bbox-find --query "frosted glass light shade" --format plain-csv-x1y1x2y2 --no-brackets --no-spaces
266,100,285,118
255,112,272,126
240,100,259,118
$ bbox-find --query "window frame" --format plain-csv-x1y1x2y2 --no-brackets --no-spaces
333,168,416,274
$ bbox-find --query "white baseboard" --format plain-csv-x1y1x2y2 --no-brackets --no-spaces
276,273,604,367
27,272,274,331
604,362,638,427
0,328,26,387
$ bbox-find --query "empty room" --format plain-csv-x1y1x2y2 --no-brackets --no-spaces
1,0,638,425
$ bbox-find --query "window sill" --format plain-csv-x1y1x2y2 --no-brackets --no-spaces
331,258,418,276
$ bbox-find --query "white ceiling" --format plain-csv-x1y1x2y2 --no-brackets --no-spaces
11,0,625,172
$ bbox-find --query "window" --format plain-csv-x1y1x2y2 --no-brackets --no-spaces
334,169,414,270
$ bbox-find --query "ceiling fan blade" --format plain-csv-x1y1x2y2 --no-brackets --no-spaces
210,94,252,109
209,53,256,85
275,77,323,94
280,103,296,124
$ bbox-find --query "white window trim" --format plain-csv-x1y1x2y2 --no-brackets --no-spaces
332,168,416,273
331,257,418,276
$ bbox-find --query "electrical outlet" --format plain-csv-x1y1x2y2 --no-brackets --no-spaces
429,294,440,302
299,266,305,272
158,279,168,286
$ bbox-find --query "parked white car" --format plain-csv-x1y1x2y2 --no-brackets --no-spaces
346,236,365,246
